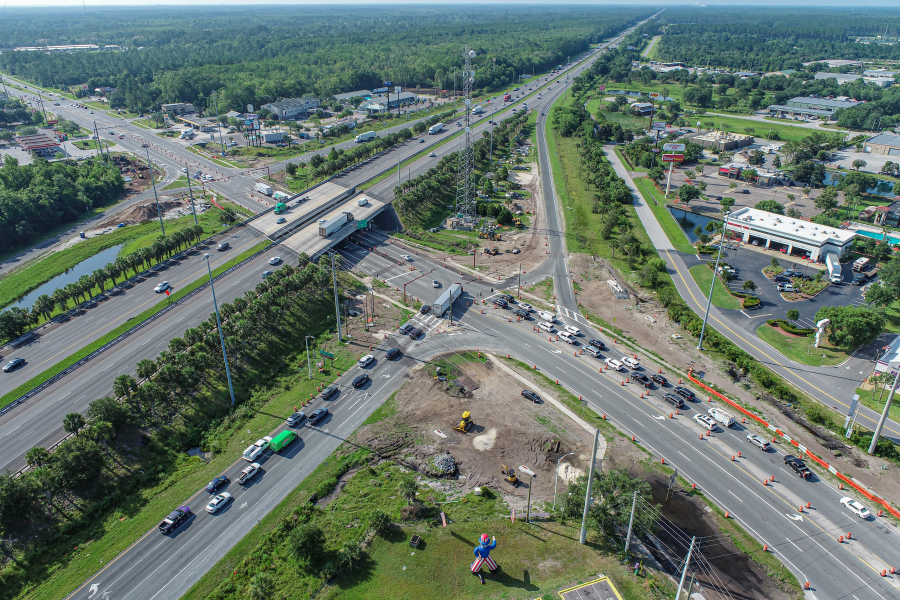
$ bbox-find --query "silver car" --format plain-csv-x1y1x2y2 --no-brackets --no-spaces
154,282,170,293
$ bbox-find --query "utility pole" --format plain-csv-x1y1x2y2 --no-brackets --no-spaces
698,211,731,350
330,252,343,341
675,537,697,600
145,146,166,236
185,165,198,225
685,573,696,600
205,253,236,407
869,367,899,454
518,262,522,299
552,451,575,509
624,490,638,555
211,90,226,156
580,428,599,545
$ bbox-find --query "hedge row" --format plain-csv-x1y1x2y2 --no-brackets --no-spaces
766,319,815,335
742,296,761,308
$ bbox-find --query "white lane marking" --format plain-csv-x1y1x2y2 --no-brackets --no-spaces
728,490,744,503
677,451,692,463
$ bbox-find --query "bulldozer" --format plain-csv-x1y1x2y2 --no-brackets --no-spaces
454,411,473,433
512,218,522,228
500,464,519,487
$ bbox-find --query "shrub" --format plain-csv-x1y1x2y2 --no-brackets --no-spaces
766,319,815,335
742,296,761,308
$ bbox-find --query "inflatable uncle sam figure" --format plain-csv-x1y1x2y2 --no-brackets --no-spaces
471,534,498,583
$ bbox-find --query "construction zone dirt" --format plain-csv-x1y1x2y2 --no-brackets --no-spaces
352,353,594,512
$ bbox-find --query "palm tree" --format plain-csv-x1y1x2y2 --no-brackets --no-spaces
62,412,86,436
52,288,69,313
398,474,418,505
26,446,50,468
135,358,158,381
33,294,54,323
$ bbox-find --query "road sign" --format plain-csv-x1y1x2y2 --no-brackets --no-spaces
663,142,686,152
319,350,335,359
357,219,368,229
395,86,401,94
662,153,684,162
599,84,605,91
384,81,393,87
652,121,666,131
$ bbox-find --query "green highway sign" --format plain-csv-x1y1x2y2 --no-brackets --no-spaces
357,219,368,229
319,350,335,359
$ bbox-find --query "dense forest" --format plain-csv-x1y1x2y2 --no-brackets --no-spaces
0,6,652,116
0,157,124,249
654,8,900,71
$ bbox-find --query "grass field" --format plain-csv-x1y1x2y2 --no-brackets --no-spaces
756,323,849,367
689,264,742,310
694,115,813,143
633,177,695,254
161,176,190,190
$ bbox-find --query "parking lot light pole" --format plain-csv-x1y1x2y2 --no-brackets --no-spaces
205,253,236,407
698,211,731,350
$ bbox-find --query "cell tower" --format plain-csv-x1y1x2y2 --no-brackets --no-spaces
455,47,477,223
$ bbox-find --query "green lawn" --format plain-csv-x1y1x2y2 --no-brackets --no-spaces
162,176,191,190
73,139,116,150
695,115,812,143
756,323,849,367
853,384,900,425
633,177,695,254
688,264,742,310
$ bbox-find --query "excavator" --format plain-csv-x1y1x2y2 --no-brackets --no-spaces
500,464,519,487
454,411,473,433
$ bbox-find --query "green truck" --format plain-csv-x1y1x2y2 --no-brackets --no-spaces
269,430,297,452
274,202,287,214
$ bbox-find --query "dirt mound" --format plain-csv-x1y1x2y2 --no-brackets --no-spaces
98,197,183,228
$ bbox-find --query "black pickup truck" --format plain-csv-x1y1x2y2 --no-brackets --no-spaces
784,455,812,479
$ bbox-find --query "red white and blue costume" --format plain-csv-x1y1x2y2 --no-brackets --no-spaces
471,534,498,573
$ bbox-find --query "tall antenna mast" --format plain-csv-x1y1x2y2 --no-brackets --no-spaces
455,47,477,224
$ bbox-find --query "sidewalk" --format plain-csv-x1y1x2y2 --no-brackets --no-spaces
604,144,900,445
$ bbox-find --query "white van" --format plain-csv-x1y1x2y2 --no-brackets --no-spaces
707,407,735,428
538,310,557,322
538,321,554,333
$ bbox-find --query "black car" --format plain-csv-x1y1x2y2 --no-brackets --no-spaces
514,309,530,319
650,373,668,386
308,407,329,424
420,304,432,315
321,386,338,400
386,348,402,360
740,189,751,194
158,506,191,534
852,274,866,286
352,374,370,388
2,357,25,373
287,411,306,426
674,386,697,402
589,339,608,351
217,241,230,251
782,270,796,278
398,323,413,335
773,275,790,283
204,475,229,493
630,372,652,388
521,390,542,403
499,294,515,303
409,328,422,339
784,455,812,479
663,393,685,409
493,299,508,308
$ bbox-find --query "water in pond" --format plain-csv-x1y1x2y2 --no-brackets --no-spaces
667,206,722,242
7,244,124,310
822,172,898,198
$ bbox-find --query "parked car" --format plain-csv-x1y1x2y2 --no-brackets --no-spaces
521,390,542,403
840,497,871,519
352,374,370,388
774,275,790,283
777,283,795,293
309,407,329,424
205,492,233,514
204,475,229,493
746,434,771,451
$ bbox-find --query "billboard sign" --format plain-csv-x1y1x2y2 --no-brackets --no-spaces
395,86,401,94
384,81,393,87
649,92,660,99
652,121,666,131
663,143,686,152
662,153,684,162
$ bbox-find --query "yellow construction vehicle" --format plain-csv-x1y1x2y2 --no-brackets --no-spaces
454,411,473,433
513,218,522,228
500,464,519,487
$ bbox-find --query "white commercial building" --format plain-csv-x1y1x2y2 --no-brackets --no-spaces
724,207,855,262
262,97,320,121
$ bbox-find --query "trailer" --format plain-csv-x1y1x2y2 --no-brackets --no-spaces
318,212,353,237
428,122,444,135
852,257,870,272
472,106,484,115
273,191,291,202
254,182,273,196
432,282,463,316
355,131,377,143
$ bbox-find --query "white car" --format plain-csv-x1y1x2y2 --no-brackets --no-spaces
241,436,272,461
432,280,440,288
538,321,554,333
564,325,581,336
205,492,233,514
181,167,188,172
401,254,413,261
693,414,717,431
358,354,374,367
840,497,871,519
622,357,640,370
154,282,170,293
518,303,533,312
428,152,436,157
558,331,576,344
746,434,770,451
605,358,625,372
268,256,282,265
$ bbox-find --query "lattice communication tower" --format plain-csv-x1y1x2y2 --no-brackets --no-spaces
455,48,477,222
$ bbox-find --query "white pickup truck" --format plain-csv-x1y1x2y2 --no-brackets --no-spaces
238,462,261,485
242,436,271,461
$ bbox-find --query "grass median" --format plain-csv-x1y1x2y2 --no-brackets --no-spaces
688,264,742,310
632,177,695,254
756,323,849,367
0,240,271,410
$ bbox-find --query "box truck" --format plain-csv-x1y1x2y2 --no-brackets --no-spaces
355,131,377,143
432,282,463,316
472,106,484,115
428,122,444,135
254,182,273,196
273,191,291,202
318,212,353,237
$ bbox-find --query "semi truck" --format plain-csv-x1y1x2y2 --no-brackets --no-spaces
432,282,463,316
355,131,377,143
274,203,287,214
428,122,444,135
254,182,273,196
503,94,512,102
318,212,353,237
273,191,291,202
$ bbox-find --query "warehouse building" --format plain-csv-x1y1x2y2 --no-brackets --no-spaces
262,97,320,121
724,207,855,261
161,103,195,115
685,130,753,151
865,133,900,157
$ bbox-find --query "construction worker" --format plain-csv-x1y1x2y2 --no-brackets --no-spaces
471,534,498,582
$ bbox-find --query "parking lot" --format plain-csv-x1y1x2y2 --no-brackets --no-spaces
683,246,866,332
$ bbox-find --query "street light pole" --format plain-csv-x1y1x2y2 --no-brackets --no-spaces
624,490,638,555
211,90,226,156
185,165,198,226
204,253,236,407
330,252,343,341
698,211,731,350
145,146,166,236
869,366,900,454
580,429,599,545
305,335,315,379
675,537,697,600
552,452,575,509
